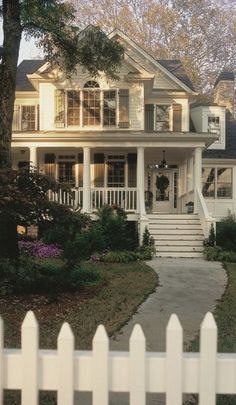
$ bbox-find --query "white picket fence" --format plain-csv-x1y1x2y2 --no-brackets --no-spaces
0,311,236,404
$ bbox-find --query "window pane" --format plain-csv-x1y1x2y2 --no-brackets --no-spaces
104,90,116,126
83,90,101,126
202,167,215,198
21,106,35,130
67,91,80,125
217,168,232,198
58,162,75,184
107,162,125,187
155,106,170,131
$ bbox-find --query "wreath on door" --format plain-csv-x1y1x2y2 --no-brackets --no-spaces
156,174,169,201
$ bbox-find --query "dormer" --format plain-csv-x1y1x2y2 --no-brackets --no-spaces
190,104,226,150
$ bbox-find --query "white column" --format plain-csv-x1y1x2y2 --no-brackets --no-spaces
194,147,202,213
137,147,146,216
83,147,91,213
29,147,37,170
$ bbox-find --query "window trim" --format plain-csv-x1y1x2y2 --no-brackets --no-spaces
202,166,233,200
21,105,37,131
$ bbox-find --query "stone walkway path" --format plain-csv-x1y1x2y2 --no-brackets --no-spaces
77,258,227,405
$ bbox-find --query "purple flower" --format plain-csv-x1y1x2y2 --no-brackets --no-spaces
19,240,62,258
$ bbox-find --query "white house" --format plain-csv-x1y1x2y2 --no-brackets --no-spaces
11,29,236,257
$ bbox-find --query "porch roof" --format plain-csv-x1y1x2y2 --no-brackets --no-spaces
12,131,218,149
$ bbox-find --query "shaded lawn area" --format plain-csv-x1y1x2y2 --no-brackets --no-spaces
0,261,158,350
189,263,236,405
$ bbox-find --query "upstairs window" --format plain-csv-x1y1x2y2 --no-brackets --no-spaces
21,106,36,130
83,89,101,126
84,80,100,88
104,90,116,126
155,105,171,131
67,91,80,125
208,115,220,134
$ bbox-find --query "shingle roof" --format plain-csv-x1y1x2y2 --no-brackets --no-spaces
214,71,235,88
157,59,195,91
203,113,236,159
16,60,46,91
16,58,195,92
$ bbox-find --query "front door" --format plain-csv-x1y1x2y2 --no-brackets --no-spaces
152,170,173,213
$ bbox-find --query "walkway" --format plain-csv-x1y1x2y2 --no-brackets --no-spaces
76,258,226,405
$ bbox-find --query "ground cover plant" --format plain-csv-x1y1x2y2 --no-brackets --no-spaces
189,263,236,405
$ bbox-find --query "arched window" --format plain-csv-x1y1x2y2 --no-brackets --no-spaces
84,80,100,88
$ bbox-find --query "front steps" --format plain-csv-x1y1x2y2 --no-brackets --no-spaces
148,214,205,258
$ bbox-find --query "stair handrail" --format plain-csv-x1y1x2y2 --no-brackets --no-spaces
196,188,216,238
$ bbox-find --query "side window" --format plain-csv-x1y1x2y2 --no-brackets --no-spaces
21,106,36,130
155,105,170,131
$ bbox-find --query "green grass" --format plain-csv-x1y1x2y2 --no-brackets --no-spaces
189,263,236,405
0,260,158,350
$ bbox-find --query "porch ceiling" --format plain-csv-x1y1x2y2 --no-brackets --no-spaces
145,147,196,163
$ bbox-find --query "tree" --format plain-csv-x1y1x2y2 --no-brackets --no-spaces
74,0,236,94
0,0,124,258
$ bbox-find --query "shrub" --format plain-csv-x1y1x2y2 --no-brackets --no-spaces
0,257,101,296
204,246,236,262
100,250,137,263
142,227,154,247
19,240,62,258
216,213,236,251
136,246,156,260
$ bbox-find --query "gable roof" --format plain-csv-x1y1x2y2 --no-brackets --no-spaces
214,71,235,88
157,60,195,91
16,60,45,91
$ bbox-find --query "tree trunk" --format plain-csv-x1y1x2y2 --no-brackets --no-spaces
0,0,22,169
0,0,22,258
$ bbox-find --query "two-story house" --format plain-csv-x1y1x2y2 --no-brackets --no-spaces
11,29,236,257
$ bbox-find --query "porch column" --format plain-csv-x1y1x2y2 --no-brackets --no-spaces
83,147,91,213
194,147,202,213
137,147,146,216
29,147,37,170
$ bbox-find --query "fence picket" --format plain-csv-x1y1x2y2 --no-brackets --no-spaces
92,325,109,405
130,324,146,405
199,312,217,405
21,311,39,405
57,322,74,405
166,314,183,405
0,318,3,405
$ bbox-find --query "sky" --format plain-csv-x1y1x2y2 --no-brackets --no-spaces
0,24,41,64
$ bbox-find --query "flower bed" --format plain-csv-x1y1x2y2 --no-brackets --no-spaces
19,240,62,258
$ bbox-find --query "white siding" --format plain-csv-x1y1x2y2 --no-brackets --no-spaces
39,83,56,130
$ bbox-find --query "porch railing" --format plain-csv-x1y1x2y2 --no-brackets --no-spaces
196,188,216,238
48,188,138,212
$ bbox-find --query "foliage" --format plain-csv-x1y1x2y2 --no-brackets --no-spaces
19,240,62,258
142,227,155,247
75,0,236,93
216,213,236,252
204,223,216,247
204,246,236,263
0,257,100,296
135,246,156,261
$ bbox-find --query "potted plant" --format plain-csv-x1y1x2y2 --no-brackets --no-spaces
185,201,194,214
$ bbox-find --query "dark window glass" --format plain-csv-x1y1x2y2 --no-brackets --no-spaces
83,90,101,125
58,162,75,184
104,90,116,126
67,91,80,125
202,168,215,198
217,168,232,198
107,161,125,187
21,106,35,130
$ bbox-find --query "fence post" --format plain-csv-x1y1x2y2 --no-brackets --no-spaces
0,318,3,405
166,314,183,405
199,312,217,405
21,311,39,405
129,324,146,405
57,322,74,405
92,325,109,405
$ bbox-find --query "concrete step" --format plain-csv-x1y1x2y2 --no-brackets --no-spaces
149,224,202,230
148,214,198,219
148,219,201,225
156,245,204,252
153,234,204,240
156,252,204,258
155,240,204,246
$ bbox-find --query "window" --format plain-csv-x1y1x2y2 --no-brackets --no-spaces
84,81,100,88
83,90,101,126
104,90,116,126
58,162,75,184
21,106,36,130
208,115,220,135
107,161,125,187
202,167,232,198
67,91,80,125
155,105,170,131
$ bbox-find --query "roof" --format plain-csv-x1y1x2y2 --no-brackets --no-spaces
157,59,195,91
203,113,236,159
16,58,195,92
16,60,46,91
214,71,235,88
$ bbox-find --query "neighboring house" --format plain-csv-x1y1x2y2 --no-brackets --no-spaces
11,29,236,257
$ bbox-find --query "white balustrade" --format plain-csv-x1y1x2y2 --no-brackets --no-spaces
90,188,138,212
0,312,235,404
196,188,216,238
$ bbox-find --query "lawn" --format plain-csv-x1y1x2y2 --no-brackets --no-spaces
0,260,158,350
189,263,236,405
